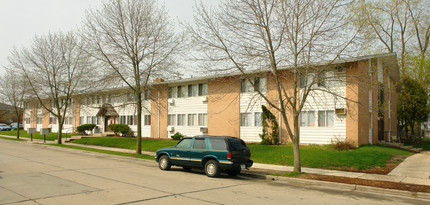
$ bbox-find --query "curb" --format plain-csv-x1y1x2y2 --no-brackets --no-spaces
266,175,430,200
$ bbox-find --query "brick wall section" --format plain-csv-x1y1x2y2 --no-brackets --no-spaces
266,70,296,143
371,59,379,144
390,77,398,139
42,100,50,129
30,101,37,128
346,60,370,146
73,98,80,132
207,76,240,137
151,84,168,139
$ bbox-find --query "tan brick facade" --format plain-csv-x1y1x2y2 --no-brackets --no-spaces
151,84,168,138
207,76,240,137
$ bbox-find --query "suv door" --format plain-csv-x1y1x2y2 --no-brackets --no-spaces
170,138,193,165
189,138,207,167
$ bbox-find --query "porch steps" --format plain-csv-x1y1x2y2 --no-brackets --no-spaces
379,141,423,153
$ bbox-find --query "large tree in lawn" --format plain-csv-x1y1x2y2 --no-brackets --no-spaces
188,0,358,173
10,31,92,144
83,0,181,154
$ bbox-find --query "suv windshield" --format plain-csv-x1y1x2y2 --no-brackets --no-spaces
228,138,248,151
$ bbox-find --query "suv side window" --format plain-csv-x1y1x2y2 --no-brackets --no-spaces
209,138,227,150
228,138,248,151
176,138,192,149
193,138,206,149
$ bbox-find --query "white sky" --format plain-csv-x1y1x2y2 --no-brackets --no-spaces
0,0,218,74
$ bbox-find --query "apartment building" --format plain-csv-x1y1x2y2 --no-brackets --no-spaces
23,53,399,146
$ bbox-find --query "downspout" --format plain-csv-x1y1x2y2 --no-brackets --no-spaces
158,90,160,138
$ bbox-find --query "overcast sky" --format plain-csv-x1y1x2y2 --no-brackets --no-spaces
0,0,218,75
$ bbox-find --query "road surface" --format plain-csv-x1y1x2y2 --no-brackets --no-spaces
0,139,428,205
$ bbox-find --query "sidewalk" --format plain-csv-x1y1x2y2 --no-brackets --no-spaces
1,134,429,187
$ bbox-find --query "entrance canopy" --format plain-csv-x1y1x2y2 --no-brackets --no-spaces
96,104,119,117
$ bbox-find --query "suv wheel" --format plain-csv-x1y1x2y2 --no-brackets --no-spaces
204,160,220,177
227,168,241,177
158,155,171,170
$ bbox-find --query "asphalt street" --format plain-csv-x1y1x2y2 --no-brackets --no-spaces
0,139,429,205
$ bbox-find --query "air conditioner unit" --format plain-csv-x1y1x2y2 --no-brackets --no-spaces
168,99,175,105
335,108,346,115
168,126,175,132
200,127,208,133
202,96,208,103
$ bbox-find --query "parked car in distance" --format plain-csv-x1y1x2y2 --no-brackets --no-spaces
155,135,253,177
10,122,23,130
0,123,12,131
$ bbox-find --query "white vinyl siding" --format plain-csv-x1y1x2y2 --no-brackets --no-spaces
239,91,266,143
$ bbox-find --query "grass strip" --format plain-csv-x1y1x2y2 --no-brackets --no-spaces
0,130,72,141
47,144,155,160
0,136,25,141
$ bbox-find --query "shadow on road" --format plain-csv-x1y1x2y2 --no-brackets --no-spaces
163,167,266,180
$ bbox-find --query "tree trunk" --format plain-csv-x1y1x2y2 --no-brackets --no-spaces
16,124,20,139
292,114,301,173
57,118,63,144
136,92,142,154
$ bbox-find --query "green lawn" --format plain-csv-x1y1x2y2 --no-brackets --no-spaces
248,144,411,170
72,137,411,170
48,144,154,160
0,130,73,141
406,139,430,151
72,137,178,152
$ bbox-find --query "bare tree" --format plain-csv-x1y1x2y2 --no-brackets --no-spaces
9,31,93,144
0,69,28,138
82,0,181,154
188,0,358,173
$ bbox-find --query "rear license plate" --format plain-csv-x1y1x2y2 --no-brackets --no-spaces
240,164,245,169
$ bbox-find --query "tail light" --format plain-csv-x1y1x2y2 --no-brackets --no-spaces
227,152,232,160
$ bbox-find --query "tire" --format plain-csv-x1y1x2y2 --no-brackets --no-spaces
227,168,241,177
182,166,192,170
204,160,220,177
158,155,171,170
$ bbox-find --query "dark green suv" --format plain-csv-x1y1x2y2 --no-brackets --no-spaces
155,136,253,177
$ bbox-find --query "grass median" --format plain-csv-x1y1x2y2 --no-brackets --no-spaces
72,136,411,171
0,130,72,141
0,136,25,141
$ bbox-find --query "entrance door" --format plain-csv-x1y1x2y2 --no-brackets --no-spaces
105,116,115,132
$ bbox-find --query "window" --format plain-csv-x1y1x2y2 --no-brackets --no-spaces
254,112,262,127
188,114,197,126
176,138,192,149
25,118,30,124
49,117,57,125
317,72,325,87
64,117,68,125
198,84,208,96
300,111,315,127
97,116,102,125
92,116,96,124
198,113,207,126
299,75,306,89
254,77,260,91
193,138,206,149
167,114,176,126
241,77,266,92
177,114,186,126
240,113,252,126
37,117,42,124
127,115,134,125
144,115,151,125
177,86,183,98
119,116,127,124
64,117,73,125
144,90,151,100
318,110,334,127
187,84,198,97
168,87,174,98
79,117,84,125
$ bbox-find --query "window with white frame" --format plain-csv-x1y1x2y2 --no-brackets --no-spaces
168,87,174,98
87,116,91,124
25,118,30,124
144,115,151,125
198,84,208,96
177,86,184,98
127,115,134,125
119,116,127,124
188,84,198,97
177,114,186,126
240,113,252,126
188,114,197,126
97,116,102,125
36,117,42,124
167,114,176,126
318,110,334,127
254,112,262,127
241,77,266,93
300,111,315,127
198,113,207,126
79,117,84,125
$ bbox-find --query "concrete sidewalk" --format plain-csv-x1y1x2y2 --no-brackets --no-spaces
1,134,429,187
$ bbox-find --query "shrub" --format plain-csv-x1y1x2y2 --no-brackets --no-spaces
329,137,357,151
171,132,185,140
259,105,279,145
77,124,96,135
109,124,131,136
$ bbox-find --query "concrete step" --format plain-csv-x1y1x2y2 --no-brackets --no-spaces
380,142,422,153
